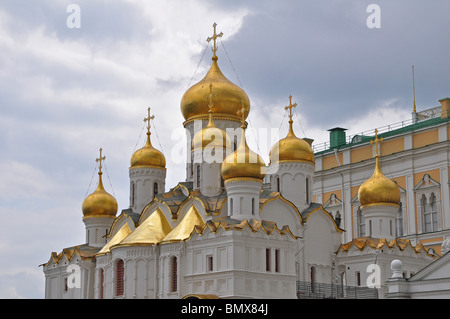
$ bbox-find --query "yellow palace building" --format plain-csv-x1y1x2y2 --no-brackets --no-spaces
314,97,450,256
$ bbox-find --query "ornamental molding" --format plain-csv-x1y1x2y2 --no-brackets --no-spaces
129,167,166,177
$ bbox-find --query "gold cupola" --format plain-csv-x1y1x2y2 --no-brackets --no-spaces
221,108,266,181
180,23,250,123
358,130,400,207
192,83,231,151
82,148,118,218
130,108,166,169
270,96,314,164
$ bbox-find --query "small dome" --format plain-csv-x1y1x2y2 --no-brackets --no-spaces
270,125,314,164
221,127,265,181
192,117,231,151
358,157,400,207
82,172,118,218
130,132,166,169
180,58,250,122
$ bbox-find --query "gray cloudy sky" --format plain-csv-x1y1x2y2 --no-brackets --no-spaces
0,0,449,298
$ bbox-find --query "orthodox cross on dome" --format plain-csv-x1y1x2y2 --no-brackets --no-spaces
207,83,215,113
412,65,417,113
237,101,247,129
207,22,223,60
144,107,155,134
370,129,384,158
284,95,297,122
96,148,106,174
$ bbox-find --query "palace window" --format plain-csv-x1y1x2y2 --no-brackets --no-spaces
415,174,441,234
423,193,438,232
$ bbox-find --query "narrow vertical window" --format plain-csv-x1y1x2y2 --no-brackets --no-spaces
357,208,365,237
99,268,104,299
356,271,361,286
230,198,233,215
306,178,309,204
396,203,404,237
153,182,158,197
64,278,68,292
196,165,200,188
115,259,124,297
131,182,135,206
252,198,255,215
207,255,213,272
276,176,280,192
171,256,178,293
266,248,271,272
275,249,280,273
390,220,393,236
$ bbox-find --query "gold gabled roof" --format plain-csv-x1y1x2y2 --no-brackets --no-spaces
97,223,132,256
336,237,435,258
205,217,299,239
161,205,205,243
42,244,100,266
115,208,172,247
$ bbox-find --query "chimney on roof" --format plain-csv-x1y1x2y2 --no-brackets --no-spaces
328,127,347,148
440,98,450,119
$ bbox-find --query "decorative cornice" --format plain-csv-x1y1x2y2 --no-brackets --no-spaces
224,177,263,185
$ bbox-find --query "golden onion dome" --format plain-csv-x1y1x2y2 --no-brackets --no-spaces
221,125,266,181
358,158,400,207
192,120,231,151
358,131,400,207
130,132,166,169
180,57,250,123
270,122,314,164
192,100,231,151
82,172,118,218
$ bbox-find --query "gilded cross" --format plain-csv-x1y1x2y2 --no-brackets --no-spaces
284,95,297,121
207,23,223,58
370,129,384,157
237,101,246,128
96,148,106,173
207,83,214,113
144,107,155,133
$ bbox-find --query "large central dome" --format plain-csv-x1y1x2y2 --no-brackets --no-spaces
180,57,250,123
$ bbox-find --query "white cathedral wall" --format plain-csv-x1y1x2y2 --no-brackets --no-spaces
183,229,298,299
303,211,341,283
44,258,94,299
259,200,302,237
271,162,314,213
129,167,166,214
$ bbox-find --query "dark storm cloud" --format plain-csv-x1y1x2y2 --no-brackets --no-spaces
218,0,450,130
